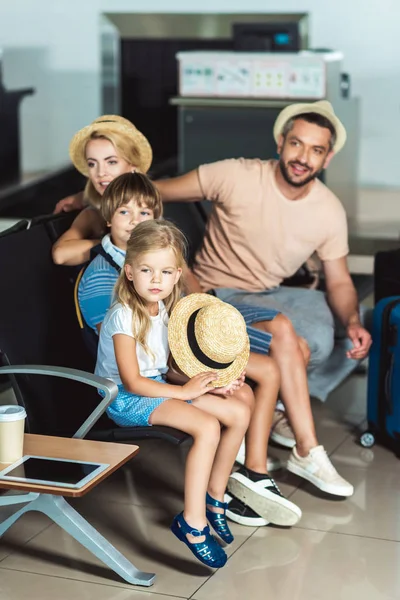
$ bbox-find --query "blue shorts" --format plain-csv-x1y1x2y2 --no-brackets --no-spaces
103,375,168,428
229,303,280,355
101,374,192,428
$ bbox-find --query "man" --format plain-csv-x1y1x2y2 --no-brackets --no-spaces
154,100,372,403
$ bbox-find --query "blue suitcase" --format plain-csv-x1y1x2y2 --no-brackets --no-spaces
361,296,400,454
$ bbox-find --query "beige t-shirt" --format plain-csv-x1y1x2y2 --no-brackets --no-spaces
193,158,349,292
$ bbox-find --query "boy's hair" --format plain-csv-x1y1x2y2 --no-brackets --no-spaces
100,172,163,223
83,130,145,209
114,220,187,356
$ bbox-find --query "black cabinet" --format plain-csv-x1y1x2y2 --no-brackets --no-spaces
0,83,34,187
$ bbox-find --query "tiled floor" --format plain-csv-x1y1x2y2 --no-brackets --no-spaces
1,373,400,599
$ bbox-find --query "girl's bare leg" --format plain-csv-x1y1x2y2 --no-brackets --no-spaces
150,397,221,539
191,384,252,502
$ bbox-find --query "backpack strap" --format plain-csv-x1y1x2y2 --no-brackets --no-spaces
90,243,122,273
74,244,121,332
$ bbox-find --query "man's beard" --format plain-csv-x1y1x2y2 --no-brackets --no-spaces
278,159,323,188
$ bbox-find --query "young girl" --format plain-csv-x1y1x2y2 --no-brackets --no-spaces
95,219,254,568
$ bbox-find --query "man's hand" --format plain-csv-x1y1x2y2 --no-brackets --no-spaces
53,192,85,214
346,322,372,360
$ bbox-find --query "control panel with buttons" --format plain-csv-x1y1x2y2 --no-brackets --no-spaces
177,51,326,99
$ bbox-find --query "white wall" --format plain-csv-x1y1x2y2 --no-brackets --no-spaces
1,0,400,188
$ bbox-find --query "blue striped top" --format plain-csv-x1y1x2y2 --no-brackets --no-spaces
78,248,125,331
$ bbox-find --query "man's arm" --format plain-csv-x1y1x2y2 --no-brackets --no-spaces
323,256,372,359
154,170,204,203
323,256,359,326
184,267,204,294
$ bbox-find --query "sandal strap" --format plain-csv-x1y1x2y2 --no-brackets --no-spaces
172,512,227,567
207,511,231,531
206,492,228,510
175,511,210,537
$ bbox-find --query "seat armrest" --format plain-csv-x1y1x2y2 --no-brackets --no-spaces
0,365,118,440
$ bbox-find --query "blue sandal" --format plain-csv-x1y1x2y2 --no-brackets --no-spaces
206,492,234,544
171,512,227,568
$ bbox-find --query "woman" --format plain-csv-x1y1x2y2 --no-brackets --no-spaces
52,115,152,266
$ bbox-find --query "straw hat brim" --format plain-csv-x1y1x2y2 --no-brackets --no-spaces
69,115,153,176
273,100,347,153
168,294,250,389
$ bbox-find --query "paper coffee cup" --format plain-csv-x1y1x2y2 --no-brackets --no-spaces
0,405,27,464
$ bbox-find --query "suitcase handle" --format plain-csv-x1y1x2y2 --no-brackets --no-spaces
384,354,394,415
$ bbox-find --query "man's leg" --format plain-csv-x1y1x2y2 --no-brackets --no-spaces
216,289,354,496
251,315,353,497
252,315,318,457
217,286,335,369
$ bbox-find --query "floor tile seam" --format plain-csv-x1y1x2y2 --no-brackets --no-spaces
326,431,354,458
0,564,187,597
73,496,183,510
0,521,54,564
333,412,367,435
285,479,306,499
292,524,400,544
187,527,261,599
76,498,157,508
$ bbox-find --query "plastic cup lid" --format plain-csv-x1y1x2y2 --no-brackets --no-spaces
0,405,27,422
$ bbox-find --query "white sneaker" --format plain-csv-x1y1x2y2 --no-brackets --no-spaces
228,468,302,526
270,410,296,449
236,439,282,472
287,445,354,497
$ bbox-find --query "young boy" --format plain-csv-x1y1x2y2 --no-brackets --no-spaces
78,172,162,334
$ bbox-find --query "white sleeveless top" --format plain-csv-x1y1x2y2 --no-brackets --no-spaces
95,301,169,385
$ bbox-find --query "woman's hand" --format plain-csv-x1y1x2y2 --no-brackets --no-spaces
54,192,85,214
181,372,218,400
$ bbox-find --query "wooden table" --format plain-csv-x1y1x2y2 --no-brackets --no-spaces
0,434,155,586
0,434,139,497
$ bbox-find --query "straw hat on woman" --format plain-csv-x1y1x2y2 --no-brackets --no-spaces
52,115,152,266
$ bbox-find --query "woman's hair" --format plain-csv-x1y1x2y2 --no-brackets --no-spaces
83,130,143,209
101,172,163,223
114,220,187,355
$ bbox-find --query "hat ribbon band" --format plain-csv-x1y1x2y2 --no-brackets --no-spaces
187,310,234,370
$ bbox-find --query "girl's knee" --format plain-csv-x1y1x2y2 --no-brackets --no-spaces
235,383,254,409
228,393,252,428
192,412,221,445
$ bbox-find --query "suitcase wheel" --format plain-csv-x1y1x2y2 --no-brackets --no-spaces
359,431,375,448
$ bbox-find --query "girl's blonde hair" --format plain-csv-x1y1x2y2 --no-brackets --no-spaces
101,172,162,223
114,220,187,355
84,130,143,209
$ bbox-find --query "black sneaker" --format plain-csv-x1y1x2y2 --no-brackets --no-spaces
224,492,269,527
228,465,302,526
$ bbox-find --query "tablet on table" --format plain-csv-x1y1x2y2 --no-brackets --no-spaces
0,455,110,489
